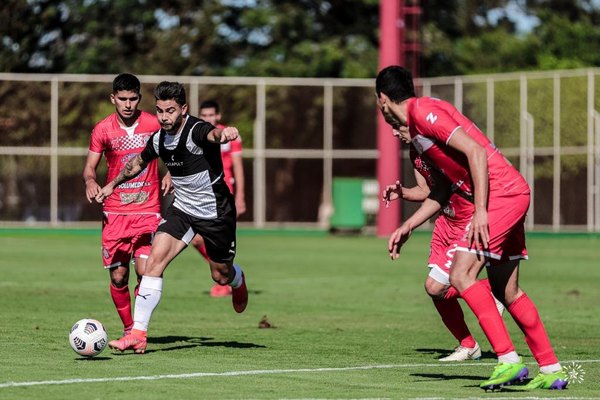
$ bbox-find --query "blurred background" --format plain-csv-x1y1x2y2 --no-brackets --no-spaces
1,0,599,232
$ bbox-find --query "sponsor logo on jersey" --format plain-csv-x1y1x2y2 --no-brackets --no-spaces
165,154,184,167
102,247,110,259
426,112,438,125
120,191,149,204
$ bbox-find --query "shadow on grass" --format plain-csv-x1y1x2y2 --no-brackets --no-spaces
74,356,112,361
411,372,486,382
414,347,497,360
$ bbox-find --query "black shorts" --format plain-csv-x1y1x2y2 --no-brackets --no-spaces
157,205,236,263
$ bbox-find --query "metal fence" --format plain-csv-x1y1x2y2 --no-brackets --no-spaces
0,68,599,231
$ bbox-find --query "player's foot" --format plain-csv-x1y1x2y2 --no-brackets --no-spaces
210,283,232,297
439,342,481,362
480,359,529,390
123,324,133,337
523,370,568,390
231,273,248,313
108,331,147,354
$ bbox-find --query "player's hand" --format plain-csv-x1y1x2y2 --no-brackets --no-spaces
236,197,246,217
388,225,411,260
382,180,402,208
220,127,239,143
85,179,101,203
161,173,174,195
467,209,489,250
94,186,114,204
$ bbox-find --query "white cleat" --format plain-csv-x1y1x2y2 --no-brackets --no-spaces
439,342,482,362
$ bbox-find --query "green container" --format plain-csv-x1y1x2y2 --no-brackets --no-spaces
330,178,366,229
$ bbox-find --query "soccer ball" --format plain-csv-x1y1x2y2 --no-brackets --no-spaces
68,319,108,357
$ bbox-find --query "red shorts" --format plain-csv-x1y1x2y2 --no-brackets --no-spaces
101,213,161,268
428,214,470,285
455,191,529,266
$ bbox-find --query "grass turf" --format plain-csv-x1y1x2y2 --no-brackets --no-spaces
0,229,598,399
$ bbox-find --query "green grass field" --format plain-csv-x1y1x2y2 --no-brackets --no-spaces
0,229,599,399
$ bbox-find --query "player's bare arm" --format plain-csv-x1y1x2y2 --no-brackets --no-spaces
446,128,489,248
83,151,102,203
232,154,246,216
207,126,239,143
388,198,442,260
95,154,147,203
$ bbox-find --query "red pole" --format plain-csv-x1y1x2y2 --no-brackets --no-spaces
377,0,402,236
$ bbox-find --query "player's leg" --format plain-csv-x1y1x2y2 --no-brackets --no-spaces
488,261,567,390
191,234,232,297
199,210,248,313
102,214,135,335
425,276,481,361
109,209,189,353
450,251,528,389
108,266,134,335
109,231,186,354
131,214,162,302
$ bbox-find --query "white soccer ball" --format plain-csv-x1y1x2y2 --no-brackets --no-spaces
68,319,108,357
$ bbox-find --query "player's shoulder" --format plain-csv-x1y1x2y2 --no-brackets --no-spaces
92,113,118,133
137,111,161,131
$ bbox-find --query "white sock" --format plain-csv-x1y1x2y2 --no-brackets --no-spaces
540,363,562,374
133,276,163,332
229,264,243,288
498,351,521,364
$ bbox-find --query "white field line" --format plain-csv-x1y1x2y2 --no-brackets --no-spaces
0,359,598,389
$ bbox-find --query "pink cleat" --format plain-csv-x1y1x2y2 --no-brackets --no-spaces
210,283,232,297
108,330,147,354
232,273,248,313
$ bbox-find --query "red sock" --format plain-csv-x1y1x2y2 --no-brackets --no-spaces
196,243,210,262
443,286,460,300
110,283,133,331
444,278,490,301
433,298,476,348
461,281,514,356
508,293,558,366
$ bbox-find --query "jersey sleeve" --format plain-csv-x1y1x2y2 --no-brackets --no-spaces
414,105,462,145
191,121,217,145
140,132,159,163
230,137,243,155
88,126,105,153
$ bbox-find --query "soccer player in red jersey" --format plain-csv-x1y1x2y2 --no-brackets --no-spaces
383,147,504,362
190,100,247,297
376,66,567,390
83,73,172,337
97,81,248,354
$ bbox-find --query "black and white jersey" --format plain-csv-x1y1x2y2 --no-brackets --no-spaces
140,115,234,219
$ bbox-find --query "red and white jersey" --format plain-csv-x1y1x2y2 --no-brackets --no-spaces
217,123,243,193
410,147,474,221
89,111,161,214
407,97,530,197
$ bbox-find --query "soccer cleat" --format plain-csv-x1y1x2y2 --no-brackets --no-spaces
480,359,529,390
439,342,482,362
210,283,232,297
231,273,248,313
523,370,568,390
108,331,147,354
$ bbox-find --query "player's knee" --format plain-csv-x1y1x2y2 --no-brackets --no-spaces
424,279,446,299
110,276,128,288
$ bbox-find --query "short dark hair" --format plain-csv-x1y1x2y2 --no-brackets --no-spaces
200,100,220,113
375,65,416,103
154,81,186,106
113,73,140,94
